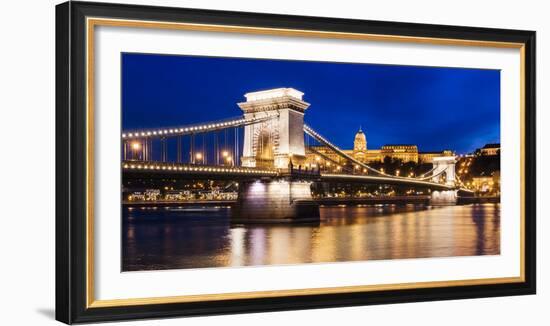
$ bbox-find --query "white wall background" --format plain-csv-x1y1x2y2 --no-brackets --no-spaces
0,0,546,324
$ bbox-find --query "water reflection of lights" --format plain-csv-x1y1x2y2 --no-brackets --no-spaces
122,204,501,270
249,180,266,193
250,229,266,265
230,228,246,267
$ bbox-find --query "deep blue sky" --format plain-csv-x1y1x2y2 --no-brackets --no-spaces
122,53,500,154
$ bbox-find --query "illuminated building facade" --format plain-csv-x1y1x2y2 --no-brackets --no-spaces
381,145,419,163
477,143,500,156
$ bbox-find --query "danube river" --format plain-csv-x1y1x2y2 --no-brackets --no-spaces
122,203,500,271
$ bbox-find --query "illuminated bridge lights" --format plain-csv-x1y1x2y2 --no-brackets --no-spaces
122,118,455,189
121,161,460,190
122,117,271,139
122,162,277,176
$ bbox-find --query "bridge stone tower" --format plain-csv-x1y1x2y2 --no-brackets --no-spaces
239,88,310,169
233,88,320,223
431,156,457,186
431,156,458,205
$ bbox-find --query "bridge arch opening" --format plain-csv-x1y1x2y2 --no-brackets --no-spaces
431,156,456,186
440,171,447,184
255,127,275,168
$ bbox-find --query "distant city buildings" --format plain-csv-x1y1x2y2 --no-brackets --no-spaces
457,145,501,196
476,143,500,156
471,174,500,194
305,127,453,167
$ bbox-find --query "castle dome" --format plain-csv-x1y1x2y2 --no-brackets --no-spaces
355,128,366,143
354,127,367,151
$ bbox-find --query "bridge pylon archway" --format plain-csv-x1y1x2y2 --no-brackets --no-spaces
432,156,457,186
239,88,310,169
430,156,458,205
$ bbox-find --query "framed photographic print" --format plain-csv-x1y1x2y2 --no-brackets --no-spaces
55,1,536,324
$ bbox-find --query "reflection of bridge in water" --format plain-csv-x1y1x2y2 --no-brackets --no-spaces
122,88,472,223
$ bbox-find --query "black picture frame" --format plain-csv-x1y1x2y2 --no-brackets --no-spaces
56,1,536,324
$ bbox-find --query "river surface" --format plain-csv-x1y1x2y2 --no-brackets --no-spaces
122,203,500,271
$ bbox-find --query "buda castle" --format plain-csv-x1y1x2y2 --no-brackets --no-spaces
306,127,453,167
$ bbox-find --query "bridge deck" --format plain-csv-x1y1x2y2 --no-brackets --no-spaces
121,161,468,191
319,173,456,190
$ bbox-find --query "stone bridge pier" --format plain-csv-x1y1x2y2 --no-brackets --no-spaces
231,177,320,224
430,190,458,205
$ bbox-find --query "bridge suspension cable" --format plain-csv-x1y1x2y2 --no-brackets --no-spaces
122,114,276,140
304,124,383,175
307,146,353,173
418,166,437,177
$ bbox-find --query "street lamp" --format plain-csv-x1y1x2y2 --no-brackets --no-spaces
131,141,141,160
131,142,141,150
195,152,203,164
221,150,229,166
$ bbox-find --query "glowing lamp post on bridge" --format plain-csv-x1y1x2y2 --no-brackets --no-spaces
195,152,203,165
131,141,141,160
221,150,234,166
225,155,233,166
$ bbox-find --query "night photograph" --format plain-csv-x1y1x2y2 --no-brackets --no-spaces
120,53,501,271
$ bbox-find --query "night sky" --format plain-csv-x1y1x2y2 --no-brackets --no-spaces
122,53,500,154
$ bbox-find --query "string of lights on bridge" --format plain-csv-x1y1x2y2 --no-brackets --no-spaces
122,161,278,175
121,115,275,139
121,161,460,191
